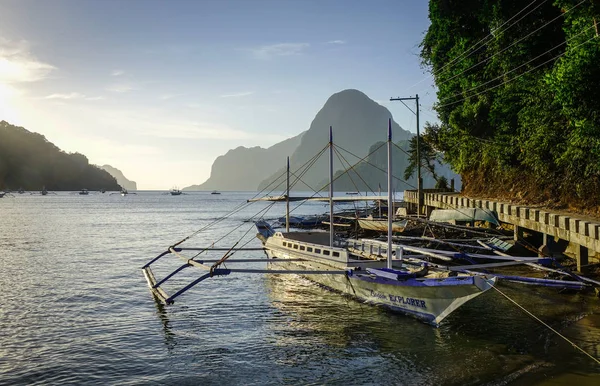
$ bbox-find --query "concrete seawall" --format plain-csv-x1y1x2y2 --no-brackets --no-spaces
404,190,600,271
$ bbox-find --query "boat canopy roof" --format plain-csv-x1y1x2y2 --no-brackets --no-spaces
429,208,500,226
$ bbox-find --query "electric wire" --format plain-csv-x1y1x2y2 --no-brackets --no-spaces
437,23,598,107
436,0,587,90
437,32,599,108
404,0,546,93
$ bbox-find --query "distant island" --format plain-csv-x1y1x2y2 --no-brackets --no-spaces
101,165,137,191
0,120,121,191
185,89,459,192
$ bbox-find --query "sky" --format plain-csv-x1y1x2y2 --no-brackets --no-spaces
0,0,438,190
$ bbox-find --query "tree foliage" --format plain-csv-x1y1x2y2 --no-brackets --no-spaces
421,0,600,208
0,121,122,191
403,122,443,183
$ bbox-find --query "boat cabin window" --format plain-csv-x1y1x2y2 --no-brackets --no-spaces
332,252,340,257
314,248,321,254
299,246,305,251
282,242,287,247
323,250,330,256
307,247,313,252
293,244,299,249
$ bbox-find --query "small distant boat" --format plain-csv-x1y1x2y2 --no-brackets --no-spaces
79,189,89,195
31,186,54,196
111,188,136,196
211,191,221,195
170,187,182,196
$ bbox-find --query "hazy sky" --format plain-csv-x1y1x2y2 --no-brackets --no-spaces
0,0,437,190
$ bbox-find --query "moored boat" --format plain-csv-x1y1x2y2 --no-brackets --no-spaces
357,216,408,233
255,222,495,326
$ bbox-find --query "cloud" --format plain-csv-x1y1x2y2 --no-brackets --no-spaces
159,93,183,100
326,40,346,45
44,92,104,101
106,84,134,93
111,69,124,76
45,92,85,100
220,91,254,98
0,38,56,83
251,43,309,59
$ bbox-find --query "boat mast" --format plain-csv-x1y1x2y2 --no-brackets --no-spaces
286,156,290,233
387,118,393,269
329,126,334,248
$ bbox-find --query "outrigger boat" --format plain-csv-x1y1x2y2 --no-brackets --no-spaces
357,216,408,233
142,121,508,326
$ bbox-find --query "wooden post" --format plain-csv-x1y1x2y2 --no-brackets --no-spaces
577,245,589,273
514,225,524,241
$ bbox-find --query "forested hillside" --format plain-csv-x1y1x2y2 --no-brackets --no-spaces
421,0,600,211
0,121,121,191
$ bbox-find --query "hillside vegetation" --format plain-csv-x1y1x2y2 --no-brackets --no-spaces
0,121,121,191
422,0,600,212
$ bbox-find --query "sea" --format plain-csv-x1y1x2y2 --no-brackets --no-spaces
0,191,599,385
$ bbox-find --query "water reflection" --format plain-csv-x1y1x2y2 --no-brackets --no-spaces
152,294,176,352
263,272,599,385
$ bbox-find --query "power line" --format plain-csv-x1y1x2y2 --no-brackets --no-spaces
437,30,598,109
435,0,587,91
404,0,546,94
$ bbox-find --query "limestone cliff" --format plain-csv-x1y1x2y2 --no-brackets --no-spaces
101,165,137,191
184,132,304,191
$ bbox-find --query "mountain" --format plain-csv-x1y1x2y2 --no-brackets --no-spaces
184,131,304,191
257,89,413,190
0,120,121,191
185,88,458,193
101,165,137,191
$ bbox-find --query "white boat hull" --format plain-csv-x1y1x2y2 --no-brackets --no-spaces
263,240,495,326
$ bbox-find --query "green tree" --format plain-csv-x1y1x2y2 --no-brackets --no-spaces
420,0,600,208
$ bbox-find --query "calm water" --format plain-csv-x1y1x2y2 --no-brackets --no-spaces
0,191,599,385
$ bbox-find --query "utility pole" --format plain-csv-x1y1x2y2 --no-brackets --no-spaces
390,94,422,217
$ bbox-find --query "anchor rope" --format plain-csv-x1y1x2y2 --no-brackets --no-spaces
487,280,600,365
333,146,378,196
336,143,417,189
170,144,330,248
286,142,390,216
188,201,277,259
208,199,279,271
